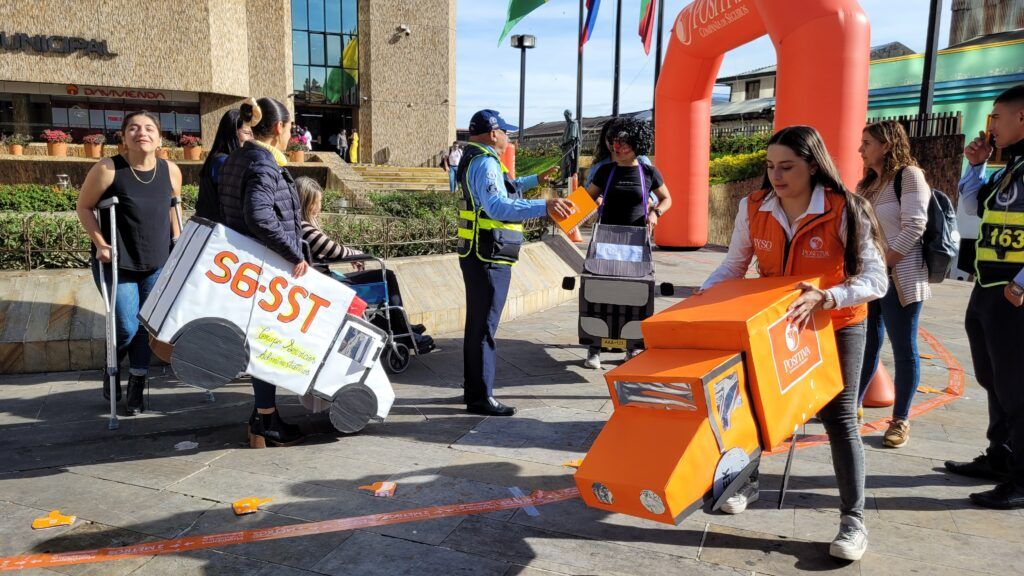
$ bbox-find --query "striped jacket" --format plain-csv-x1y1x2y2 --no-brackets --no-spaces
867,166,932,306
301,221,361,263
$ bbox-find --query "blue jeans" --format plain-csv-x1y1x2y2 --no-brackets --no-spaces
91,261,161,374
858,281,923,420
460,255,512,403
449,168,458,193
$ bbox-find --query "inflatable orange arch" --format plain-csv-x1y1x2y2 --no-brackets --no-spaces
653,0,870,248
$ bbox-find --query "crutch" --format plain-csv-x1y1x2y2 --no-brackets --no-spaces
95,197,120,430
170,196,215,404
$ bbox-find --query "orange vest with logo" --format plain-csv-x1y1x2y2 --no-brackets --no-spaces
746,189,867,330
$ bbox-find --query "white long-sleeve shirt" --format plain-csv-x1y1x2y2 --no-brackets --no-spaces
702,186,888,310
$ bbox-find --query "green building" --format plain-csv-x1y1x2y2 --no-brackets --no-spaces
867,34,1024,163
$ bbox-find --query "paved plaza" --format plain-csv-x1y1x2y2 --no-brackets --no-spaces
1,248,1021,575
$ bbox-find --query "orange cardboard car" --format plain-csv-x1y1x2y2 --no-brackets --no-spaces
575,276,843,524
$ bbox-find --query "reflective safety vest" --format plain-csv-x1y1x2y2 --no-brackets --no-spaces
747,188,867,330
456,143,525,265
975,155,1024,287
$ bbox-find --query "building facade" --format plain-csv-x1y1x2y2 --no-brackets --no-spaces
0,0,454,165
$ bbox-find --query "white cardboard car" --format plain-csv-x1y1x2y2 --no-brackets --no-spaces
138,219,395,433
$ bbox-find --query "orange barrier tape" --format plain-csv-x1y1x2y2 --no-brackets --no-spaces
0,488,580,572
765,328,965,455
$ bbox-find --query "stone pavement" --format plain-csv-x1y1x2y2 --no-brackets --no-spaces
1,248,1021,575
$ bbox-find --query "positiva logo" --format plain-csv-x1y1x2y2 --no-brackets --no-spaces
674,0,751,46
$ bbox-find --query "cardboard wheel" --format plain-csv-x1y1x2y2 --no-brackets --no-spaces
329,383,378,434
149,335,174,363
170,320,247,390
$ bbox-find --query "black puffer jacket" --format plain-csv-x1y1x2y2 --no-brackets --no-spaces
217,141,305,264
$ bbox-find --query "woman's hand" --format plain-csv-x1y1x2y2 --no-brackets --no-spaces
885,249,904,268
352,260,365,272
95,244,113,263
690,286,705,296
787,281,827,330
647,211,659,235
292,261,309,278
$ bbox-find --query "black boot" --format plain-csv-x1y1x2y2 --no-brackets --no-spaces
125,374,146,415
248,408,305,448
102,371,122,402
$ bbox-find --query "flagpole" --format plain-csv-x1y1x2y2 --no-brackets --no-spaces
576,0,585,182
612,0,622,116
652,0,664,125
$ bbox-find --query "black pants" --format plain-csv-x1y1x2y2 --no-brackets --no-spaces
460,255,512,404
965,283,1024,484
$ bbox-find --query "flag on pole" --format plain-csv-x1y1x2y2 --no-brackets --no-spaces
638,0,656,54
581,0,601,51
499,0,550,45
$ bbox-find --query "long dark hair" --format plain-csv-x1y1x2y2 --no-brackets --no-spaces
240,98,290,139
592,118,620,163
201,110,242,176
761,125,885,277
856,120,919,201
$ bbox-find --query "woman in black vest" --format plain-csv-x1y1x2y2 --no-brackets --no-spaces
76,111,182,415
195,109,253,223
217,97,308,448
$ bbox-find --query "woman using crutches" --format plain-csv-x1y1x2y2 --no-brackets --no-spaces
77,111,182,417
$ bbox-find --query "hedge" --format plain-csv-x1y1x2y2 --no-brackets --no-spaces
710,132,771,156
709,150,766,185
0,189,544,269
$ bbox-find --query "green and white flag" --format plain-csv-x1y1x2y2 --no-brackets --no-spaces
498,0,550,45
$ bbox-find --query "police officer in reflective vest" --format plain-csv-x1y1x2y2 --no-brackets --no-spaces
457,110,573,416
947,84,1024,509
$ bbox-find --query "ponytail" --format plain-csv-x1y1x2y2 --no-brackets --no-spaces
240,97,289,138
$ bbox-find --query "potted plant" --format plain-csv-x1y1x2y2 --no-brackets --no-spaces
82,134,106,158
157,137,174,160
180,134,202,160
3,133,30,155
286,137,305,163
40,129,73,157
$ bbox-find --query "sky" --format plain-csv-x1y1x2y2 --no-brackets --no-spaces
455,0,953,128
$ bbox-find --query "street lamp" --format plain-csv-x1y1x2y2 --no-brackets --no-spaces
510,34,536,146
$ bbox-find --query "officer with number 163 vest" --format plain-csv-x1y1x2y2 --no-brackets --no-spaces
457,110,574,416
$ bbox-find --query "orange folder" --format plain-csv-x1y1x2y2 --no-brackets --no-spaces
553,186,598,235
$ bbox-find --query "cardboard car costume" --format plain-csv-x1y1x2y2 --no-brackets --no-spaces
575,276,844,524
138,219,395,433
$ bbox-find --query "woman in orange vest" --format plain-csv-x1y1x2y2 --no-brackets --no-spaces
697,126,887,561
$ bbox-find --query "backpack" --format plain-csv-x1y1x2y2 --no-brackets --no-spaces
893,167,960,283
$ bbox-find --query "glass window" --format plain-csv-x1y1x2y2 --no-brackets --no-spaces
308,0,325,31
294,65,310,95
342,34,358,69
292,31,308,65
342,0,357,35
89,109,105,129
327,34,341,66
309,67,327,98
342,69,359,105
291,0,308,30
309,33,325,66
326,0,342,33
52,107,68,126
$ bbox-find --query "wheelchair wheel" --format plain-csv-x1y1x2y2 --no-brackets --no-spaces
384,342,411,374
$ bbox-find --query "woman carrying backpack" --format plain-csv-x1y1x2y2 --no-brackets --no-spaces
856,120,932,448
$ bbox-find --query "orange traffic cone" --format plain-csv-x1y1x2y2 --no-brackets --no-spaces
863,364,895,408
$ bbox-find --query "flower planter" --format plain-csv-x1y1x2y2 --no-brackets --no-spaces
288,150,305,163
84,143,104,159
182,145,202,161
46,142,68,157
8,144,24,156
157,149,171,160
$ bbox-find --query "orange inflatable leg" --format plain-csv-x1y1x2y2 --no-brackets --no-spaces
863,364,895,408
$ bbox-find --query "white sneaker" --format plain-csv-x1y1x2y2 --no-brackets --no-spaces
829,515,868,561
583,353,601,370
625,349,641,360
719,481,759,515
